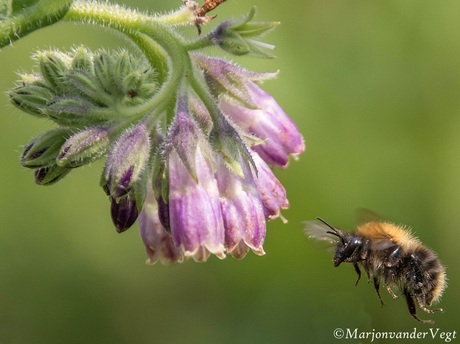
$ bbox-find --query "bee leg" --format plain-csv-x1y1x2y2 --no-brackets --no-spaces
373,277,384,306
353,263,361,286
385,284,398,299
403,288,434,324
415,295,444,314
365,268,371,283
385,247,401,267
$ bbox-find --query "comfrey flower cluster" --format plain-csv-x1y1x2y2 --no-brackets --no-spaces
5,0,304,264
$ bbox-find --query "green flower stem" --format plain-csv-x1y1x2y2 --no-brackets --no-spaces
188,67,224,128
189,66,255,178
154,6,196,26
125,30,185,118
126,32,169,87
63,1,194,30
185,36,216,51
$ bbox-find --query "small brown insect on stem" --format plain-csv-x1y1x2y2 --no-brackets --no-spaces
196,0,227,17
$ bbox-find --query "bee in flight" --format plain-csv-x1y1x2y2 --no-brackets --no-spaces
305,216,447,324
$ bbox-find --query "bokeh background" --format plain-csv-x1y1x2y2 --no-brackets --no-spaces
1,0,459,343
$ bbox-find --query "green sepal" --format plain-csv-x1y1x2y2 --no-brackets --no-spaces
132,163,149,212
209,119,241,178
229,7,279,38
70,46,94,73
151,149,168,205
67,70,113,106
209,114,257,178
113,50,131,87
93,50,117,95
218,31,250,56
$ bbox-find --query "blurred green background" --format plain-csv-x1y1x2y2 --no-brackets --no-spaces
1,0,459,343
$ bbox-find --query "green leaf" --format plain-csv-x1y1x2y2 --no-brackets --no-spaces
0,0,73,48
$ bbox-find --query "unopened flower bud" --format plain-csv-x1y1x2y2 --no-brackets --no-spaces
57,127,110,168
121,70,158,106
45,96,111,126
110,194,138,233
216,29,250,56
34,164,72,185
21,127,72,168
103,122,150,198
209,7,279,58
71,46,94,73
36,50,71,91
110,49,159,102
9,84,54,118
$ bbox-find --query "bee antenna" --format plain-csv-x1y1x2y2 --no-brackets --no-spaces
317,217,336,231
317,217,345,244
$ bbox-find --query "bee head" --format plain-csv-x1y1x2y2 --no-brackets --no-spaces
317,218,362,267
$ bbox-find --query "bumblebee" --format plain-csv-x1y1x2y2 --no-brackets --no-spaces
306,217,447,324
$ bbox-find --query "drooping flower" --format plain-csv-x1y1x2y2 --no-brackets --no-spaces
250,151,289,221
193,54,305,168
220,80,305,168
139,186,184,265
216,153,266,259
155,96,226,261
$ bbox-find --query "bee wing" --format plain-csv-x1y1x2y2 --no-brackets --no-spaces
355,209,405,251
304,220,340,244
356,218,400,251
355,208,385,226
372,237,398,251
